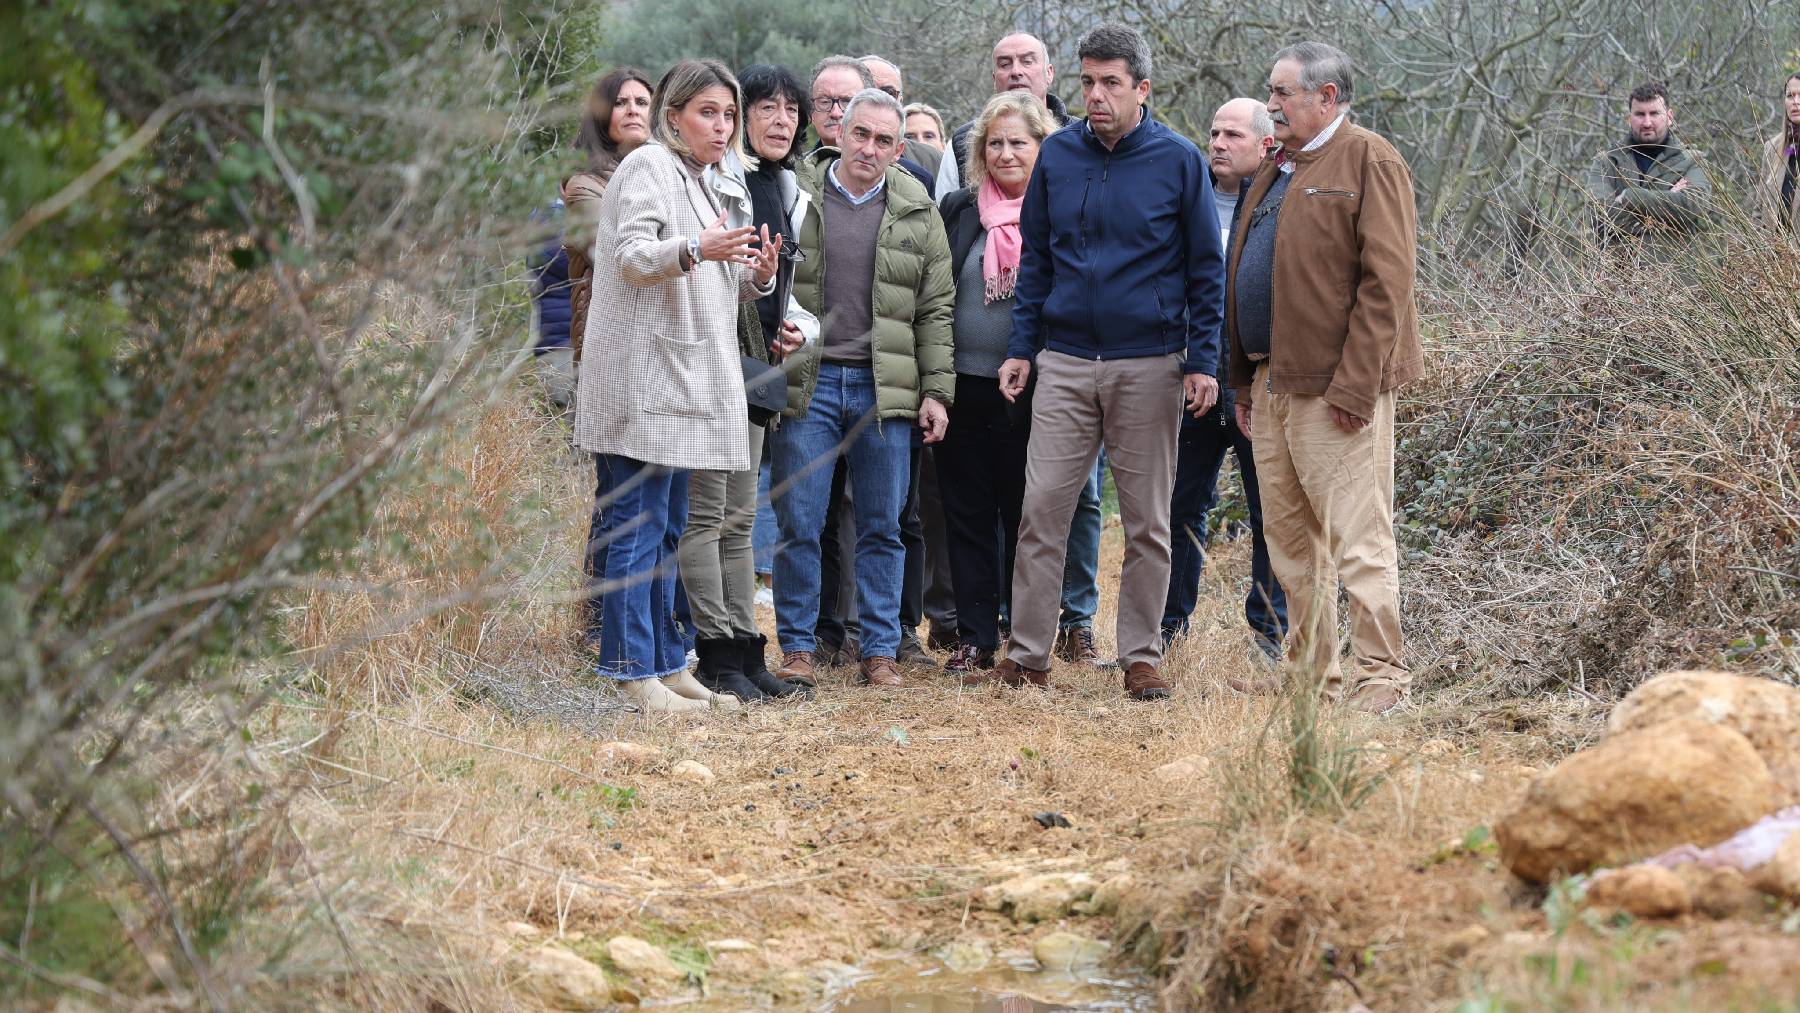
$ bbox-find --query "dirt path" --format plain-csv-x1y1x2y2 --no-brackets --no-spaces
281,411,1800,1010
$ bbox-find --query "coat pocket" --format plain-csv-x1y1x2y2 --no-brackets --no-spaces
641,331,727,419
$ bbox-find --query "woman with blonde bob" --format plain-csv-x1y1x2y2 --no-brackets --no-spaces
933,91,1059,678
575,59,783,713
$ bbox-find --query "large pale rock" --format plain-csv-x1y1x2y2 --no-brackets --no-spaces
517,945,621,1009
1751,827,1800,901
600,741,663,768
1584,865,1691,918
605,935,685,986
1033,931,1109,972
1496,719,1778,884
979,872,1099,923
1608,670,1800,804
934,939,993,973
671,759,716,784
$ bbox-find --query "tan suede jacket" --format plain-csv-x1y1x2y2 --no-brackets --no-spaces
1226,122,1422,421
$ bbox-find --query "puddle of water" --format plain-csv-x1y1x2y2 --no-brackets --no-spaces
819,962,1158,1012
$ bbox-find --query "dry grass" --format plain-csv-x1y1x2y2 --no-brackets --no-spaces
97,297,1797,1009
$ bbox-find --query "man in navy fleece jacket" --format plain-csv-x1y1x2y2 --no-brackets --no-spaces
991,22,1225,700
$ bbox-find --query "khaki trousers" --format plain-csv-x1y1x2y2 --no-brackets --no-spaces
678,422,764,640
1250,363,1407,695
1007,350,1183,671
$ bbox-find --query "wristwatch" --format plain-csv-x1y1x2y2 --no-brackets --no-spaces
686,237,703,266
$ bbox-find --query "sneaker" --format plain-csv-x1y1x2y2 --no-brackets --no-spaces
1124,661,1172,701
896,628,934,667
754,586,775,609
943,643,995,677
858,655,903,687
1054,625,1113,668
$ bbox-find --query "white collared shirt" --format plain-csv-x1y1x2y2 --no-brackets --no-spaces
827,160,886,206
1279,112,1348,173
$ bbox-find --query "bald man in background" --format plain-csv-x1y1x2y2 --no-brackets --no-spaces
1163,98,1288,664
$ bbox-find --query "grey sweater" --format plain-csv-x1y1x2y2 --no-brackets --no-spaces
951,232,1013,378
819,186,886,366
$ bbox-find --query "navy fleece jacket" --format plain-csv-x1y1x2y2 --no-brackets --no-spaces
1007,109,1225,375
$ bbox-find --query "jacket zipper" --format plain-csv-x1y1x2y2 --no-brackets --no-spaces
1088,156,1111,359
1304,187,1358,198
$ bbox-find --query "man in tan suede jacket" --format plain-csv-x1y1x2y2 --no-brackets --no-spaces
1226,40,1421,714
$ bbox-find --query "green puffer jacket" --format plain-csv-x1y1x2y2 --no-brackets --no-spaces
1584,134,1714,246
783,147,955,419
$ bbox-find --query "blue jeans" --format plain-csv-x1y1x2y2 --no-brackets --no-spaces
1059,457,1104,629
771,365,911,658
753,453,778,575
1161,401,1287,652
592,454,690,681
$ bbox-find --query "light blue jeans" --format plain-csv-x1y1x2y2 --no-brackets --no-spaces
1060,457,1104,629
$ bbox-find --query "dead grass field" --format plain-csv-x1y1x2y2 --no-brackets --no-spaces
242,393,1800,1011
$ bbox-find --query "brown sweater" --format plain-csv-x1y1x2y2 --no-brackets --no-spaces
1225,122,1422,421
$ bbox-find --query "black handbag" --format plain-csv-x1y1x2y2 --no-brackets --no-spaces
741,354,787,426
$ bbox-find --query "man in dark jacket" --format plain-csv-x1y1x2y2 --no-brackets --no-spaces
993,23,1226,700
1162,97,1287,658
939,32,1071,197
1584,81,1713,247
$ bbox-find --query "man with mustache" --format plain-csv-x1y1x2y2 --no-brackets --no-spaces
1584,81,1713,247
1227,41,1422,714
772,89,956,690
993,24,1225,700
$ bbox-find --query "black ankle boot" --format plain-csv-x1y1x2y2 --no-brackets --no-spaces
739,634,809,699
694,637,768,703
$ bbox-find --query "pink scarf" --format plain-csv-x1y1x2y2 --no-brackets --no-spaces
978,176,1024,303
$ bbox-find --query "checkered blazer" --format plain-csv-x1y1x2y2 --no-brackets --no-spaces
574,143,768,472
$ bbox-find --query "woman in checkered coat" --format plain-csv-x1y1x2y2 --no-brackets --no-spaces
574,59,781,713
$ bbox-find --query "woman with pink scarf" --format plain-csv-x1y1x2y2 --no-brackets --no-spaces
934,91,1061,677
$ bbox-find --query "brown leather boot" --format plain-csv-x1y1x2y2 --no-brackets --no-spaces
858,655,903,687
777,650,817,687
1124,661,1172,701
1054,625,1115,669
992,657,1051,689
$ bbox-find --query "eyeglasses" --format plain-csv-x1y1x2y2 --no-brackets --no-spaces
811,95,854,113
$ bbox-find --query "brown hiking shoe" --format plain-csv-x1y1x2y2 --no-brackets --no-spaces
1124,662,1172,701
858,655,903,687
1344,681,1404,715
1054,626,1113,668
777,651,817,687
992,657,1051,689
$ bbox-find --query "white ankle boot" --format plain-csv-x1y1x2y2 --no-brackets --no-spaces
662,671,739,710
618,676,709,713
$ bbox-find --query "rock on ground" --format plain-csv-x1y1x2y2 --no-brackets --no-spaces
1584,865,1692,918
1442,924,1491,958
1608,670,1800,805
1496,718,1779,884
1751,826,1800,901
671,759,716,784
1673,864,1766,919
604,935,686,986
1033,930,1109,972
934,939,993,973
600,741,663,769
516,945,622,1009
979,872,1099,923
1153,755,1212,783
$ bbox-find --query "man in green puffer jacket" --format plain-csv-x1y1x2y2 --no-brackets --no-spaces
769,87,955,691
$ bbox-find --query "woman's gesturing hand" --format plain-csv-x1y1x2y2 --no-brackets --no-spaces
697,211,760,265
750,225,783,287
